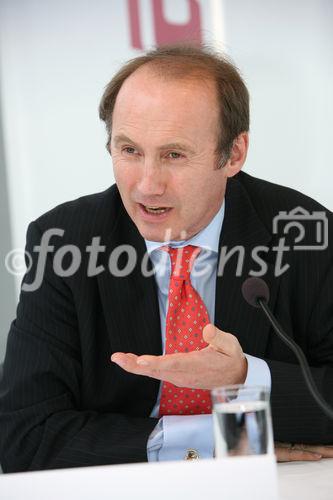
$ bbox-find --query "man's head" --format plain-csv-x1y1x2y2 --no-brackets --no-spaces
99,45,249,242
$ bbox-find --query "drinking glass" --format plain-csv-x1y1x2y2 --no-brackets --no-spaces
211,385,274,458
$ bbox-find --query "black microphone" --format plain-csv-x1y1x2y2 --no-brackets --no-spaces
241,276,333,420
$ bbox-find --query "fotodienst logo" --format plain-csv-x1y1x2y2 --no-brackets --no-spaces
3,207,329,291
272,206,328,251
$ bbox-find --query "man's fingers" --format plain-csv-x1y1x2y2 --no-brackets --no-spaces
111,352,191,384
111,352,139,370
293,444,333,458
275,445,322,462
203,324,239,356
136,352,193,371
111,352,187,375
202,323,218,343
278,449,322,462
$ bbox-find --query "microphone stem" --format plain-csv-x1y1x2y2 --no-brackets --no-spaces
258,298,333,420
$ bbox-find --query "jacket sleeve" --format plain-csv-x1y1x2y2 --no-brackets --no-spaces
0,221,157,472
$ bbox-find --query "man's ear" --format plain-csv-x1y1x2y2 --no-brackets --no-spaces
224,132,249,178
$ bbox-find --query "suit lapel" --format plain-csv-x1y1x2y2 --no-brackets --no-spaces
214,176,280,357
97,196,162,358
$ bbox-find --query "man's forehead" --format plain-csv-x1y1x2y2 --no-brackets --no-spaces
111,66,220,146
115,65,218,105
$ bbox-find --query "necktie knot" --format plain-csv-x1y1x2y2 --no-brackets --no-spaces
165,245,200,281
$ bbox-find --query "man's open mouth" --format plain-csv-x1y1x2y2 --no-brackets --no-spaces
141,204,172,214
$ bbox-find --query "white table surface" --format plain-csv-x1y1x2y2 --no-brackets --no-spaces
0,456,279,500
0,457,332,500
278,459,333,500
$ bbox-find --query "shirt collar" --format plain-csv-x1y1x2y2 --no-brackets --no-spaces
145,201,225,255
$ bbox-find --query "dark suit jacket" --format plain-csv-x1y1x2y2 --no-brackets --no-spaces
0,171,332,472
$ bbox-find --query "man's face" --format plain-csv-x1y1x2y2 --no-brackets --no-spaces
110,67,229,242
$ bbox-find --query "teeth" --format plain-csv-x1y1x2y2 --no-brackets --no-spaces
145,206,168,214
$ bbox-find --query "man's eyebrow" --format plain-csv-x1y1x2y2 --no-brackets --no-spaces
112,134,137,146
112,135,195,154
159,142,195,154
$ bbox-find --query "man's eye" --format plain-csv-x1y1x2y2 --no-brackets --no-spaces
123,147,137,154
168,152,182,159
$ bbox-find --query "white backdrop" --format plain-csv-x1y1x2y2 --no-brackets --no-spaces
0,0,332,295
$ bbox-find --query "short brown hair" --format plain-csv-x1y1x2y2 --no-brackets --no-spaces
99,44,249,167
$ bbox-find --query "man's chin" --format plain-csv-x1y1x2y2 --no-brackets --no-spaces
136,222,179,243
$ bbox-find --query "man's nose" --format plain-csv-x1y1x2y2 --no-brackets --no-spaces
137,159,166,197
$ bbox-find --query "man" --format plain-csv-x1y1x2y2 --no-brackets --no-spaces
0,45,332,472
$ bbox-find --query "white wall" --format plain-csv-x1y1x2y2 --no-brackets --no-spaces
0,0,214,293
0,0,332,297
222,0,333,211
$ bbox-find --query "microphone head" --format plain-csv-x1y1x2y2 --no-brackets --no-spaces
241,277,270,308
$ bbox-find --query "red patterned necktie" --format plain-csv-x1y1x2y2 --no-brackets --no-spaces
159,245,212,416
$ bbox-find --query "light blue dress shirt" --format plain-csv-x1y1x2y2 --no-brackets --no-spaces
145,202,271,461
